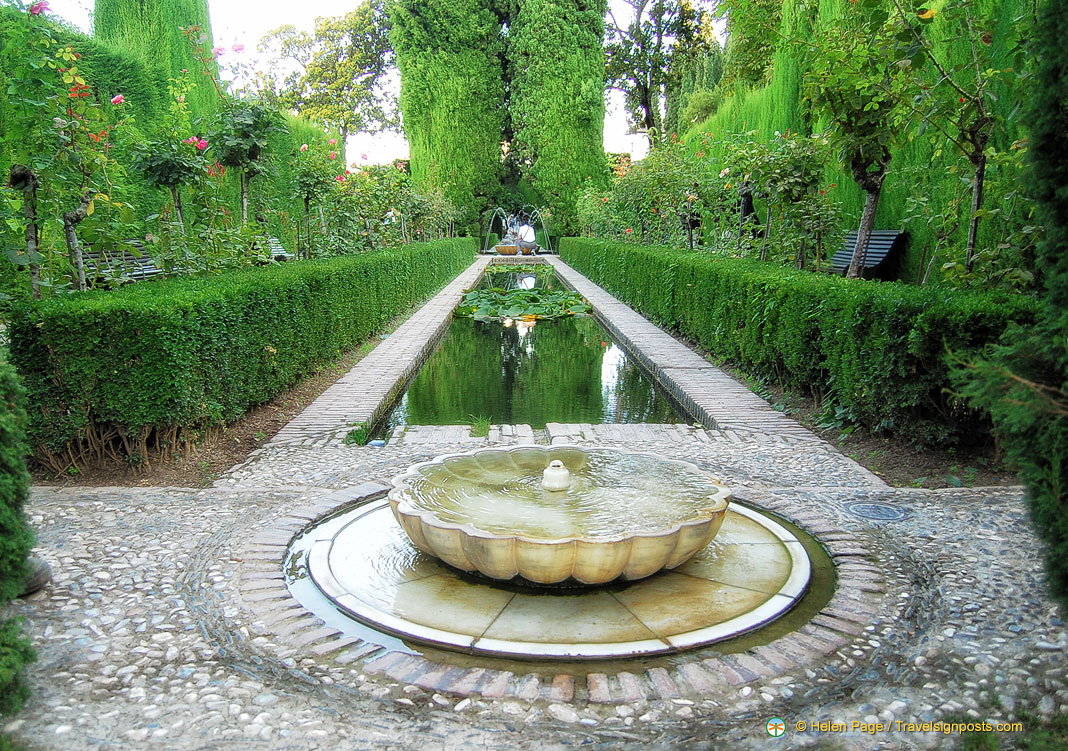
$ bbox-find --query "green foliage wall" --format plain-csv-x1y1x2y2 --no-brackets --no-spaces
0,359,36,715
93,0,217,120
389,0,505,231
561,237,1037,446
955,0,1068,608
688,0,1036,283
9,239,475,467
508,0,609,236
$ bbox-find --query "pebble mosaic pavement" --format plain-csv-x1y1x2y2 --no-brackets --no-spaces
6,256,1065,750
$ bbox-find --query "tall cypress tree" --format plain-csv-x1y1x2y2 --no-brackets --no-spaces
389,0,506,230
508,0,609,235
956,0,1068,607
94,0,218,119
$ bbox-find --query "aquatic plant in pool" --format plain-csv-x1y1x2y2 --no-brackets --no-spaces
454,287,591,321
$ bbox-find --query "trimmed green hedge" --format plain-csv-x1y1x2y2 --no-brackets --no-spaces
9,239,475,468
0,359,35,714
561,238,1038,445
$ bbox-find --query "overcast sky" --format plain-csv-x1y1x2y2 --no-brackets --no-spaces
43,0,650,163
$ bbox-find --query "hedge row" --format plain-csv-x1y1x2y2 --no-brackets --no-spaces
560,238,1038,445
0,359,35,714
9,239,475,467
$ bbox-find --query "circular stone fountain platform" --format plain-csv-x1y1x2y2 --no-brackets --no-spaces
299,498,810,659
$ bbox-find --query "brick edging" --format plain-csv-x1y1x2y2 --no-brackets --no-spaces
236,488,887,709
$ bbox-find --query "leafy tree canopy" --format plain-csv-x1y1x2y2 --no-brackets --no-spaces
259,0,394,154
716,0,784,87
605,0,716,145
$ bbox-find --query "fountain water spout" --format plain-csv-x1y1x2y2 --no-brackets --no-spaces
541,460,571,491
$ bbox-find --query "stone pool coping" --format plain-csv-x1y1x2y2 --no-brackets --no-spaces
303,497,811,659
235,480,885,705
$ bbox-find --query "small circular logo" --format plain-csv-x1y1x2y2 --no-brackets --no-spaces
766,717,786,737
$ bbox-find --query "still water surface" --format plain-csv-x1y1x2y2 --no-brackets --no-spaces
379,315,686,431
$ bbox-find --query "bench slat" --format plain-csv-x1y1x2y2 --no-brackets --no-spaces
83,245,163,283
829,230,906,274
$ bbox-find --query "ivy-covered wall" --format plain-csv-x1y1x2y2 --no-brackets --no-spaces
687,0,1036,283
389,0,506,231
508,0,610,236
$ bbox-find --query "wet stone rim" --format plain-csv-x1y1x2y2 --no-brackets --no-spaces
235,482,887,707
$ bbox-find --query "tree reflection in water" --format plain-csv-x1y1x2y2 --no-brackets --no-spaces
387,316,683,429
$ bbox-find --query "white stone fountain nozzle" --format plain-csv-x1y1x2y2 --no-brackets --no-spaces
542,460,571,491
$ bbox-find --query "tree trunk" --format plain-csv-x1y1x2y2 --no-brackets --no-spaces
9,166,42,299
64,191,92,292
737,191,745,254
240,173,249,226
760,203,772,261
168,186,186,236
318,205,327,235
303,196,311,260
296,209,303,262
965,151,987,272
685,201,694,251
847,187,883,279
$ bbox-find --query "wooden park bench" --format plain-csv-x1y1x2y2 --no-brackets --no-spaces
828,230,907,280
83,243,164,285
265,236,295,262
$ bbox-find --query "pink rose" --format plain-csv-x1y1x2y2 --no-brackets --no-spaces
211,47,225,58
110,94,124,105
360,153,368,160
184,136,199,144
231,43,245,52
624,228,633,233
328,152,337,160
299,144,309,152
28,1,49,15
336,175,345,182
196,139,208,151
328,138,337,146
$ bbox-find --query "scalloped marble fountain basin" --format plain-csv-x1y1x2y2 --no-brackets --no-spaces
387,445,731,585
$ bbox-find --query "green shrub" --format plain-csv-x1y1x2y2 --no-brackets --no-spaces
679,89,722,130
389,0,505,231
508,0,610,235
9,239,474,470
953,0,1068,608
561,237,1037,445
0,359,36,715
686,0,1039,284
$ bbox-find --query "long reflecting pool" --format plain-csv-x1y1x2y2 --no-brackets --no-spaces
377,288,688,432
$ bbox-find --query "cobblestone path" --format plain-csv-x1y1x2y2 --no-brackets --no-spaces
7,257,1065,750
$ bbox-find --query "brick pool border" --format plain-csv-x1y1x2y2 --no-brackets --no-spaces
237,482,884,706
